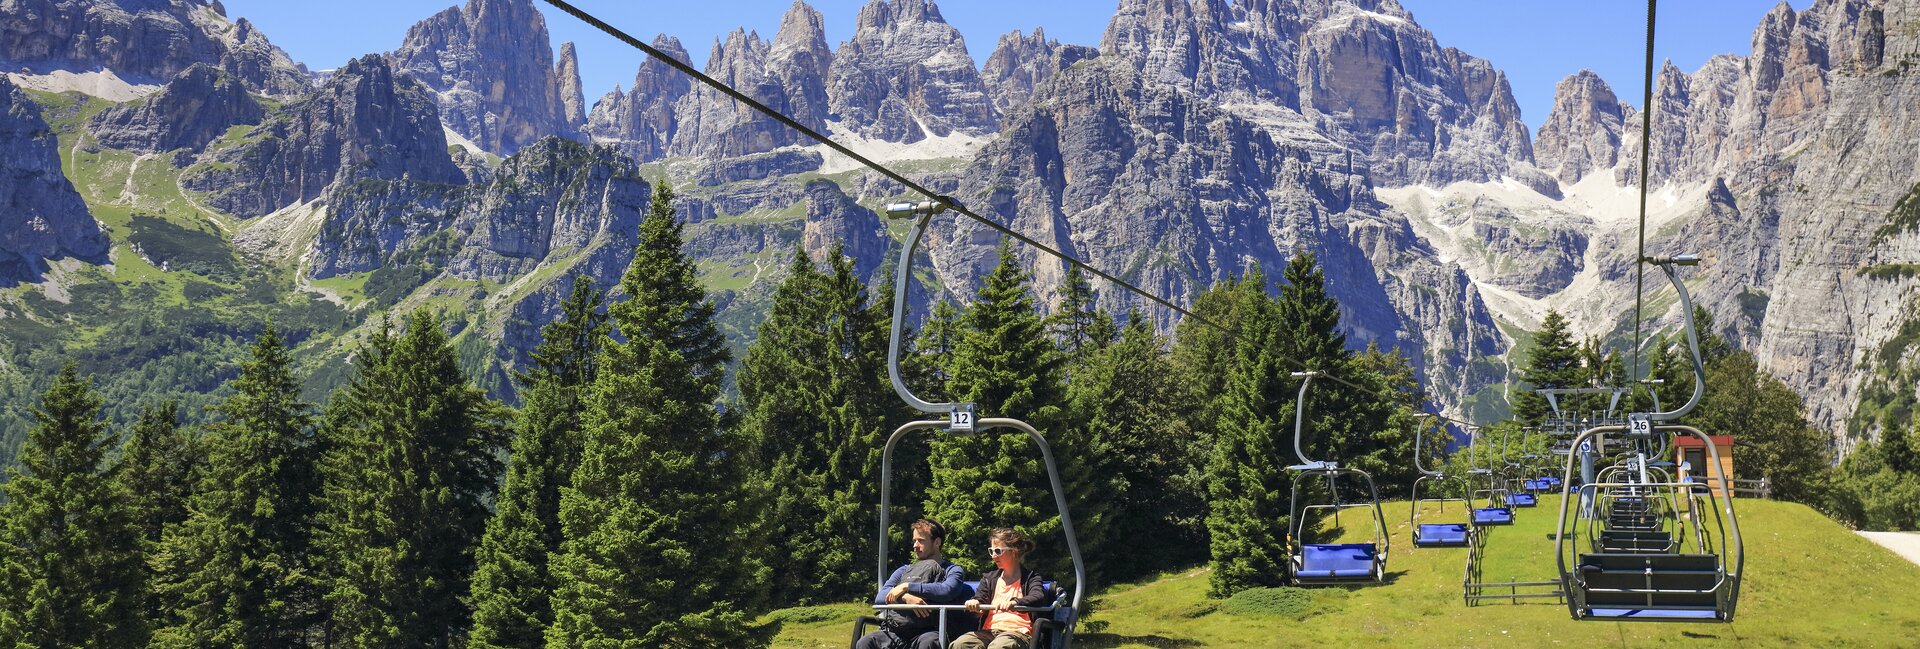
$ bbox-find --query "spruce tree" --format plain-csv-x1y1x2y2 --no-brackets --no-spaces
547,183,773,647
740,248,839,603
470,276,609,649
152,324,322,647
742,245,899,603
316,311,512,647
1173,275,1256,471
816,247,896,599
0,363,147,648
1204,269,1292,598
1048,264,1116,363
117,401,202,632
1512,310,1584,424
117,402,201,547
907,301,964,404
926,240,1077,578
1069,311,1204,579
1276,252,1345,368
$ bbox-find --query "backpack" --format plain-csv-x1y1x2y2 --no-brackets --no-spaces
880,559,962,633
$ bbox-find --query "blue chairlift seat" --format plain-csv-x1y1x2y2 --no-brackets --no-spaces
1472,506,1514,526
1295,543,1380,580
1413,523,1470,547
1507,492,1538,507
1584,608,1722,620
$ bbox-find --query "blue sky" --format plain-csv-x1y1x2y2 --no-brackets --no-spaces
224,0,1804,131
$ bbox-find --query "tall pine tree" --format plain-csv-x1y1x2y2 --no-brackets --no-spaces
316,311,512,647
117,401,202,630
925,241,1079,578
741,248,838,603
1512,309,1584,424
1069,311,1205,580
743,245,899,604
117,401,201,548
1048,264,1116,363
470,276,609,649
0,364,147,648
547,183,774,647
1204,269,1292,598
152,324,322,647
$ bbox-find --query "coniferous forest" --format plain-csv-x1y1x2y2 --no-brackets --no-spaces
0,180,1884,647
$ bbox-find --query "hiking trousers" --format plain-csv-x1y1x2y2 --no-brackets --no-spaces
950,630,1030,649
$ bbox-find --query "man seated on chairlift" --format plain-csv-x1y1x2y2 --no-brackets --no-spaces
857,518,975,649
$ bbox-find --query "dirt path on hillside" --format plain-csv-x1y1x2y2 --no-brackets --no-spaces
1858,531,1920,567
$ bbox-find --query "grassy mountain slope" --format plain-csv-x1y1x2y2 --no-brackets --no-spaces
768,496,1920,648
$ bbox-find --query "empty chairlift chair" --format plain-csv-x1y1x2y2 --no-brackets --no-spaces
1411,416,1472,548
1553,255,1743,622
1285,371,1389,585
1467,428,1514,527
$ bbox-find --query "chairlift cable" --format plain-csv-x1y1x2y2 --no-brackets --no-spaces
539,0,1489,431
1630,0,1659,384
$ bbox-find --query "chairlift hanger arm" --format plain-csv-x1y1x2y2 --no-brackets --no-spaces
883,203,968,418
1413,414,1442,477
1639,255,1705,422
1290,371,1328,469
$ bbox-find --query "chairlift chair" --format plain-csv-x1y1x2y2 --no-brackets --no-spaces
1466,428,1514,526
1501,429,1539,508
1553,255,1743,622
1284,372,1389,585
1411,415,1472,548
853,201,1085,649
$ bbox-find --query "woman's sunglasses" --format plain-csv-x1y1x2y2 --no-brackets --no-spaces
988,547,1009,557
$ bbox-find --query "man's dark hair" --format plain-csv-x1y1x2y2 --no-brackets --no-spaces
911,518,946,542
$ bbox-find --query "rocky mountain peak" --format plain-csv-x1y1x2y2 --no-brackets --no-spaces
827,0,997,142
88,62,265,153
0,75,107,285
583,34,692,162
1095,0,1548,191
557,41,585,127
391,0,580,154
0,0,308,96
666,27,806,159
183,53,462,218
982,27,1061,117
855,0,945,29
1535,69,1626,185
769,0,834,129
773,0,831,57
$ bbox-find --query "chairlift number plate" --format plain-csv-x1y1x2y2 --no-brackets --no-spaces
1628,416,1652,438
949,405,975,433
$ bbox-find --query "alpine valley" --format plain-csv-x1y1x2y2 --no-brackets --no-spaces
1,0,1916,459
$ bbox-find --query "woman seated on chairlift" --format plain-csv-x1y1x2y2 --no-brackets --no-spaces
953,528,1050,649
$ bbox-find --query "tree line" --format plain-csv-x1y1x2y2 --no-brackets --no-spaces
0,183,1459,647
